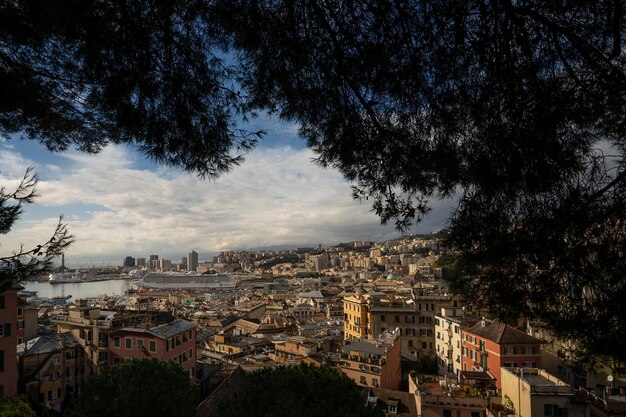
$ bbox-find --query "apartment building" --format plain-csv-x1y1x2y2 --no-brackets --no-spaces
51,302,155,374
0,285,20,397
500,367,584,417
343,287,369,341
435,308,480,377
340,332,402,390
108,318,197,381
461,320,543,389
17,332,86,413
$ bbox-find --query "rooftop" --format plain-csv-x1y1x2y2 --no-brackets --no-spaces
147,318,196,339
467,321,543,345
344,340,390,356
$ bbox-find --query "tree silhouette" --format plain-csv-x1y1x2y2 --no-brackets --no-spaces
66,359,198,417
214,364,382,417
0,167,73,287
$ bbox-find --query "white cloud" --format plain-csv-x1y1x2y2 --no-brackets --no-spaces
0,145,453,262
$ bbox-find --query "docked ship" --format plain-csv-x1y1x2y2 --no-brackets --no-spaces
48,271,85,284
139,271,238,290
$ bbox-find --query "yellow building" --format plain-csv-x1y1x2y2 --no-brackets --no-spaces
343,287,370,341
500,367,584,417
343,287,456,358
17,332,87,413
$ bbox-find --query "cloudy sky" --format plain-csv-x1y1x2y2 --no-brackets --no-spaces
0,117,455,266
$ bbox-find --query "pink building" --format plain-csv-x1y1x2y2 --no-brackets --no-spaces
461,320,543,389
340,333,402,390
0,285,21,397
108,319,197,382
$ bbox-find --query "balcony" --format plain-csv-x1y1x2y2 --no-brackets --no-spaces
340,353,385,366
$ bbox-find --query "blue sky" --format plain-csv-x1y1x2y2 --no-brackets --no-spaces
0,115,454,267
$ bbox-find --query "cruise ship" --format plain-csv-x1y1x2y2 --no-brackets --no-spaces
48,271,85,284
139,272,238,290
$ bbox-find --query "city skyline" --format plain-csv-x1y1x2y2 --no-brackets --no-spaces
0,118,456,265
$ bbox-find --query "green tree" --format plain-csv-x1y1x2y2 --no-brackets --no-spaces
215,364,381,417
66,359,198,417
0,395,37,417
0,167,73,288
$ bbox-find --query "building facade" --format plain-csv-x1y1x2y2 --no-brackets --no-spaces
51,303,154,375
340,332,402,390
0,285,20,397
17,332,86,413
461,321,543,389
435,308,479,377
187,250,199,272
108,318,197,381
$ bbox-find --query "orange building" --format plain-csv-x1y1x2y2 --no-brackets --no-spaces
340,332,402,390
461,320,543,389
108,319,197,382
0,284,21,397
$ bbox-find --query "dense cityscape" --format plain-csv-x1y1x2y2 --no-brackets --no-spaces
1,2,625,417
1,233,623,416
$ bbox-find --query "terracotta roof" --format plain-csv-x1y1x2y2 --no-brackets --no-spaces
466,321,543,345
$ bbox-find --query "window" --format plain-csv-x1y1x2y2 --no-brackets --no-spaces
189,348,193,359
406,316,414,323
0,324,10,337
388,404,397,414
0,296,4,309
523,362,536,368
114,337,120,348
380,315,385,322
408,340,413,347
17,320,24,329
17,307,23,316
523,346,535,354
372,378,379,387
504,362,516,367
125,338,132,349
137,339,144,350
405,328,415,336
504,346,516,355
471,412,480,417
394,315,400,323
360,376,367,385
545,404,568,417
0,350,4,372
149,341,157,352
443,409,452,417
